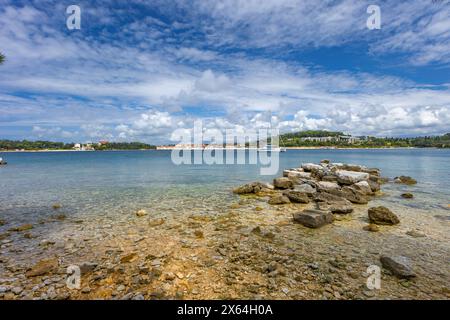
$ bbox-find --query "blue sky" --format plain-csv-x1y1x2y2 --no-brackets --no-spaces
0,0,449,143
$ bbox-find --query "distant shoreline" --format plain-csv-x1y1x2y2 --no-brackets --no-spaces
1,146,443,153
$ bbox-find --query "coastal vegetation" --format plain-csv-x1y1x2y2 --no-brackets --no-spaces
0,52,5,65
0,140,155,151
280,131,450,148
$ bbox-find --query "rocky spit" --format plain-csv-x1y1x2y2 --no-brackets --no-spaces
0,160,449,300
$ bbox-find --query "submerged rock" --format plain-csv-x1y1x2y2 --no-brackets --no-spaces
136,209,147,217
8,224,33,232
401,193,414,199
273,177,294,190
268,194,290,205
52,203,62,210
406,230,426,238
363,224,380,232
0,219,6,226
293,210,334,228
380,255,416,279
26,259,58,277
368,206,400,225
233,182,273,194
283,190,310,203
149,218,165,227
394,176,417,185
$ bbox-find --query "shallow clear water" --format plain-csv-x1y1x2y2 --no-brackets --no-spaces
0,149,449,223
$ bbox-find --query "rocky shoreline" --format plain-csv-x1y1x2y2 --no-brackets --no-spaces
0,161,449,300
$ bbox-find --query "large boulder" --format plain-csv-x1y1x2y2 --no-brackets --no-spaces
368,178,381,192
368,206,400,225
273,177,294,190
352,181,373,195
314,192,353,214
293,210,334,228
294,184,317,196
317,181,341,193
394,176,417,185
341,186,370,204
268,194,291,205
301,163,323,172
380,255,416,279
336,170,369,185
283,190,310,203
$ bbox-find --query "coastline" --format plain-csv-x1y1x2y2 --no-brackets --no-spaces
0,147,432,153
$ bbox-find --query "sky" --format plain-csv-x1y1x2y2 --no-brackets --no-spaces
0,0,449,144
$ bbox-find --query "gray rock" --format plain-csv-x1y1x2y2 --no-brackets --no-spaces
317,181,341,193
293,210,334,228
341,186,370,204
335,170,369,185
301,163,323,172
294,184,316,196
380,255,416,279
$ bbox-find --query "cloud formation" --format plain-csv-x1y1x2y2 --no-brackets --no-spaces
0,1,449,143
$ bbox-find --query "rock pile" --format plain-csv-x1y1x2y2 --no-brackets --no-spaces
233,161,402,229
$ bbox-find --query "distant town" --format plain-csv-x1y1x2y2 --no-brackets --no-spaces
0,131,449,151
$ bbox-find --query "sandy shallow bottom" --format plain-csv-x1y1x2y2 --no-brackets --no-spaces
0,184,449,300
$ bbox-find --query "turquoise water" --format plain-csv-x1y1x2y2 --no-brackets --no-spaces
0,149,449,223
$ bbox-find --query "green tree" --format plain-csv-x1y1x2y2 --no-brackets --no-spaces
0,52,5,65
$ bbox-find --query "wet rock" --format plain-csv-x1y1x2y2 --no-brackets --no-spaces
368,179,381,192
341,186,370,204
380,255,416,279
320,159,330,164
363,224,380,232
81,287,91,294
52,203,62,210
328,203,353,214
0,219,5,226
268,194,290,205
8,224,33,232
26,259,58,277
136,209,147,217
233,182,272,194
394,176,417,185
80,262,98,275
335,170,369,185
406,230,426,238
293,210,334,228
120,253,138,263
368,206,400,225
0,233,10,241
273,177,294,190
283,190,310,203
194,230,204,238
52,214,66,220
149,218,165,227
401,193,414,199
